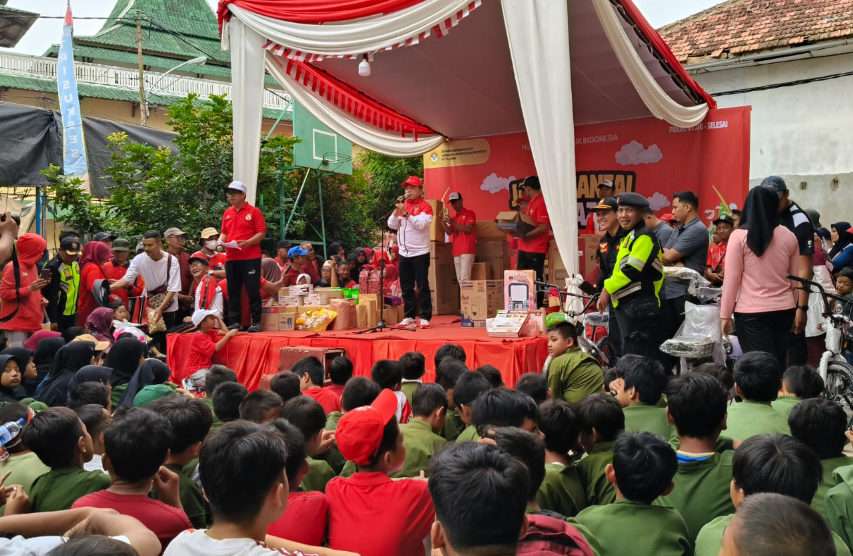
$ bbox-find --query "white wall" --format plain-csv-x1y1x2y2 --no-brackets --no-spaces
690,50,853,224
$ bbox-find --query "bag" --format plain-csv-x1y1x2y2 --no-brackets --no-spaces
517,513,595,556
0,247,20,323
622,294,660,320
147,254,173,310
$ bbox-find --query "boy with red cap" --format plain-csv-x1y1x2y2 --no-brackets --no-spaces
326,389,434,556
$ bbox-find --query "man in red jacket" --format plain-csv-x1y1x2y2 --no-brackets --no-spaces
103,238,144,315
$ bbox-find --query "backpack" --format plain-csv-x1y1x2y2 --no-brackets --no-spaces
516,513,595,556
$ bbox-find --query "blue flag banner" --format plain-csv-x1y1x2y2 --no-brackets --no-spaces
57,3,89,190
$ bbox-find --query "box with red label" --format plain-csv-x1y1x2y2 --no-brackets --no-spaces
461,280,504,328
503,269,537,311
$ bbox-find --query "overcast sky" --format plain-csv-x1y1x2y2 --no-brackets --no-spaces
3,0,722,56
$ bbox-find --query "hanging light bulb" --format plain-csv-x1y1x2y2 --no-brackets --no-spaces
358,55,371,77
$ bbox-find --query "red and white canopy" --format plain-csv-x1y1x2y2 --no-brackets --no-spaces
219,0,716,274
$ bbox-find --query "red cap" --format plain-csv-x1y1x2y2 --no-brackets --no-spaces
336,389,399,466
660,213,675,222
401,176,423,188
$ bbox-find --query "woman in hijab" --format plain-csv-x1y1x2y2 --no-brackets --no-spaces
721,187,800,368
328,242,345,260
34,341,95,407
67,364,113,393
104,337,147,408
1,346,36,396
830,222,853,275
116,359,171,408
352,248,367,278
29,337,63,397
22,330,61,351
77,241,113,327
260,258,282,302
85,307,115,344
0,354,24,403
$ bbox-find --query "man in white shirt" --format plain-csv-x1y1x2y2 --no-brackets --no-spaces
387,176,434,329
110,230,181,350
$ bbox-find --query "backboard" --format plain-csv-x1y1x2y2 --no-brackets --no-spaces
293,101,353,175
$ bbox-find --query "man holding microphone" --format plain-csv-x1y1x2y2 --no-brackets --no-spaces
388,176,434,329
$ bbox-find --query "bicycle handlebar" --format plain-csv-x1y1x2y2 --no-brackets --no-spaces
786,274,852,326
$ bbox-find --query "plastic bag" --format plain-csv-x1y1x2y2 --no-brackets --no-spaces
659,302,720,359
296,308,338,332
564,274,586,324
664,267,711,297
806,265,835,338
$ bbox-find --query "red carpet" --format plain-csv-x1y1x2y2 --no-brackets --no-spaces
167,315,548,390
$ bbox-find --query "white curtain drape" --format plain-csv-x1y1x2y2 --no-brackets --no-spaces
223,0,478,57
229,18,267,205
500,0,577,277
591,0,708,128
265,55,445,156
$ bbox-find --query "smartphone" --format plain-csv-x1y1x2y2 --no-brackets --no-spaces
40,269,51,281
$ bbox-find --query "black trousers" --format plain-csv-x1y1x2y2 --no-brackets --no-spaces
614,306,667,368
56,314,77,333
735,309,795,370
399,253,432,320
788,330,808,366
660,295,687,373
151,310,176,354
225,258,262,325
607,306,622,358
517,250,546,308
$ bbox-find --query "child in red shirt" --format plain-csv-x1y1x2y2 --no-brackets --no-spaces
185,309,237,374
326,389,434,556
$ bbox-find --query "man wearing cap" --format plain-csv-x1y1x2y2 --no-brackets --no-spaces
761,176,814,365
191,228,226,279
187,255,225,318
285,245,319,285
219,181,267,333
274,240,291,273
590,197,626,355
388,176,434,329
512,176,550,307
164,227,194,321
705,215,735,286
103,238,144,315
91,232,115,250
643,209,674,247
41,236,80,332
585,179,615,235
440,192,477,283
598,193,665,362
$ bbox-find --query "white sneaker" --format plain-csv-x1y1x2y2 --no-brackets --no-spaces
396,318,415,328
419,318,431,329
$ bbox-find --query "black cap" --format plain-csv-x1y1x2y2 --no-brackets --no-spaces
713,215,735,227
92,231,116,242
276,240,291,251
760,176,787,198
60,237,81,255
589,197,618,213
521,175,540,191
616,192,649,209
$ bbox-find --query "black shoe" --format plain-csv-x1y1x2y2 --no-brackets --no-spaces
227,322,242,331
247,323,261,333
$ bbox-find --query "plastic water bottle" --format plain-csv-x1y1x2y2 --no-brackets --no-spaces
0,418,25,462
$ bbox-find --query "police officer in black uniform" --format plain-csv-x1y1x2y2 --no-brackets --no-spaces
591,197,626,356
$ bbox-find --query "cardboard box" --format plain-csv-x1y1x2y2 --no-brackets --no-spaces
460,280,504,328
279,294,303,307
476,240,511,279
549,235,600,286
290,283,313,296
315,288,344,300
329,299,357,330
504,269,537,311
496,211,537,235
471,262,490,280
278,346,347,375
304,293,328,306
475,219,509,241
487,310,530,338
429,241,461,315
356,303,369,328
260,306,297,331
426,199,446,244
385,304,403,325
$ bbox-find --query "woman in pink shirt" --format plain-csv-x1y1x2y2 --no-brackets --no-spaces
721,187,799,368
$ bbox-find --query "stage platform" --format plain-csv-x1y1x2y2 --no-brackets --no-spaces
167,315,548,390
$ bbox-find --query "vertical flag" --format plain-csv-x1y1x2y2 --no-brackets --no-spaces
57,2,89,191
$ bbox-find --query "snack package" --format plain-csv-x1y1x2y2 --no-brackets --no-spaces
295,308,338,332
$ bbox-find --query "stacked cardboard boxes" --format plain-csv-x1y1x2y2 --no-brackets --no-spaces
429,241,460,315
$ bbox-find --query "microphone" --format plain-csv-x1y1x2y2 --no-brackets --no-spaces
397,196,405,204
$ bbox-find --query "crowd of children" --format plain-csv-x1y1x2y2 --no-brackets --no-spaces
0,327,849,556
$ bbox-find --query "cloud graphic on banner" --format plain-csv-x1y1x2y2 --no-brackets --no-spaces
647,192,670,211
480,173,516,194
615,141,663,166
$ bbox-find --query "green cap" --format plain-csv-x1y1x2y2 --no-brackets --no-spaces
133,384,177,407
112,238,131,252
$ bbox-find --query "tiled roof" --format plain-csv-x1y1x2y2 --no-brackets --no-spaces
0,74,291,121
659,0,853,64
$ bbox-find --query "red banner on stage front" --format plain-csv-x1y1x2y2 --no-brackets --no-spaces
423,107,750,228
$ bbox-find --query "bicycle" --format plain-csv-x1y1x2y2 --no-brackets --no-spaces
787,274,853,411
535,281,617,369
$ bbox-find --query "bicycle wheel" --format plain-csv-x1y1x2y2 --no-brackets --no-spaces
825,362,853,409
595,336,618,369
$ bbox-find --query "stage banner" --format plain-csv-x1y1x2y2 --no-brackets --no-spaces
423,107,750,229
57,2,90,192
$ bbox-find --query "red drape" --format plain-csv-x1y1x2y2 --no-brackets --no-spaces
219,0,425,30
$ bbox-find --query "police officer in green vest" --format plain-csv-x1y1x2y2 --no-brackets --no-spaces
42,236,81,332
597,193,665,363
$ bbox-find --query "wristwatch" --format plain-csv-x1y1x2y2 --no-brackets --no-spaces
797,305,809,312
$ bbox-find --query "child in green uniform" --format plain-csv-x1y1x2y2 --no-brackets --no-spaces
789,398,853,514
210,381,246,424
453,371,492,443
772,365,824,419
325,376,380,475
146,395,213,528
570,432,692,556
201,365,237,430
576,393,624,505
22,407,111,512
536,400,587,517
281,396,336,493
695,434,851,556
515,373,549,405
658,373,735,540
392,383,447,478
613,355,673,439
825,462,853,550
725,351,790,440
722,493,836,556
546,322,604,404
238,389,283,423
400,351,425,405
0,403,49,512
436,358,468,442
471,388,541,438
269,371,302,405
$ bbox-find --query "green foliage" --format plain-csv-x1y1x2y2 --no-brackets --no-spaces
43,95,424,254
